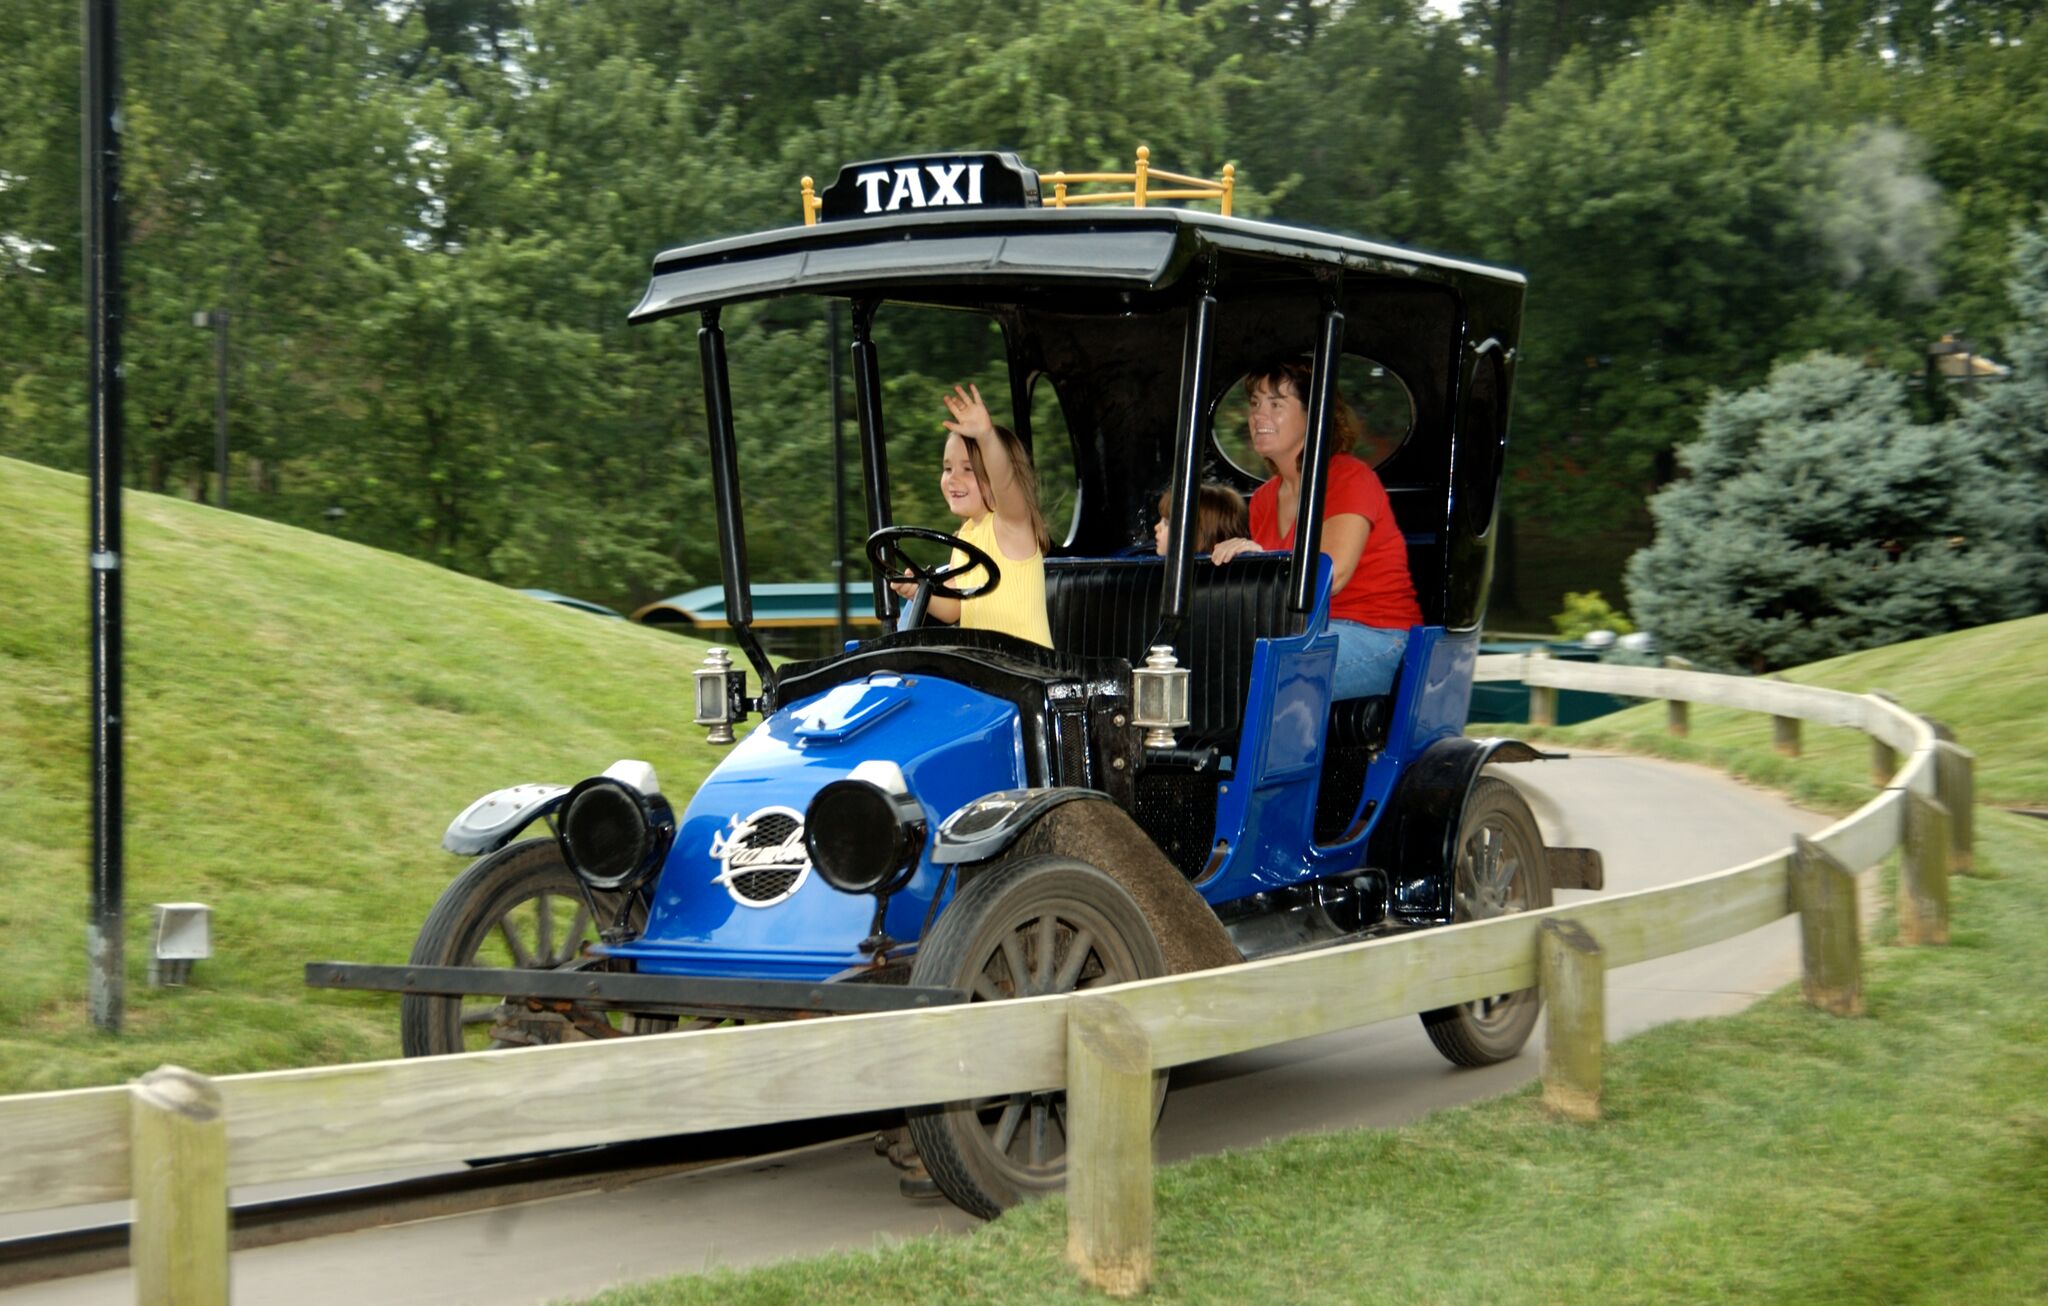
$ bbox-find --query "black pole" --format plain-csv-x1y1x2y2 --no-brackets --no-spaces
849,301,897,621
827,302,849,648
1159,290,1217,643
213,309,229,509
697,308,774,698
1291,302,1347,614
83,0,125,1033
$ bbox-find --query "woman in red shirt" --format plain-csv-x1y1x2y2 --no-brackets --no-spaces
1209,358,1422,698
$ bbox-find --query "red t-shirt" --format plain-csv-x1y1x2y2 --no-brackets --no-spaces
1249,454,1423,630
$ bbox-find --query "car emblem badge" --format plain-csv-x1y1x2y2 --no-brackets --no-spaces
709,806,811,907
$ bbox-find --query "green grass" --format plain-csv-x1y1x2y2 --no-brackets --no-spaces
0,456,750,1092
1522,614,2048,814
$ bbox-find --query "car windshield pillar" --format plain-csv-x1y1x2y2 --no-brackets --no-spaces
698,307,775,696
1290,299,1347,614
850,299,898,623
1158,288,1217,646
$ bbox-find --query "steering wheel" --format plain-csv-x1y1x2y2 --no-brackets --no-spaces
865,525,1002,631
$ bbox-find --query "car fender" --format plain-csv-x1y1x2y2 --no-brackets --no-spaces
1367,737,1601,921
935,788,1242,975
441,759,664,856
930,787,1108,865
442,784,571,855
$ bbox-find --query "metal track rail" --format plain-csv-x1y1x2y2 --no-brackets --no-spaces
0,1113,892,1290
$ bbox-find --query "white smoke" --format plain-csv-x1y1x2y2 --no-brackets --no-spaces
1799,123,1955,303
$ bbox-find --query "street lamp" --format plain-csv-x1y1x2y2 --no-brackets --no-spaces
191,308,228,508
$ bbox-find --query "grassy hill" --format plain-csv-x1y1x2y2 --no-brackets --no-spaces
1534,614,2048,812
0,455,745,1093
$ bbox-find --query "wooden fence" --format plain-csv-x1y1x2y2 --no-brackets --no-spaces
0,659,1975,1301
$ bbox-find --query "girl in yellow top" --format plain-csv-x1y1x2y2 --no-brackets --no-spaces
891,383,1053,647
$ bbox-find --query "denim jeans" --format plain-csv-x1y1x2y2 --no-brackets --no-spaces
1329,620,1407,699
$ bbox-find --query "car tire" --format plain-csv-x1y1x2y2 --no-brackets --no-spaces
1419,776,1553,1066
400,837,659,1057
905,855,1168,1219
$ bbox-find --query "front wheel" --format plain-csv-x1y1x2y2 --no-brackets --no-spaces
1419,776,1553,1066
906,856,1167,1219
400,837,665,1056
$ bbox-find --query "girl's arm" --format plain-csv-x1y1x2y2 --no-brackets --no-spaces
890,573,961,624
1321,514,1368,592
1209,516,1365,589
941,383,1032,524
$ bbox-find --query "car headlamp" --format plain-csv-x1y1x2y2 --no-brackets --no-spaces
804,779,927,896
557,776,675,892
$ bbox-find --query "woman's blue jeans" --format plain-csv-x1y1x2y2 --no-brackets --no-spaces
1329,620,1407,699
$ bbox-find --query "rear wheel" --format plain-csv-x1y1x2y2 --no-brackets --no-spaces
1420,776,1553,1066
400,837,671,1057
906,856,1167,1219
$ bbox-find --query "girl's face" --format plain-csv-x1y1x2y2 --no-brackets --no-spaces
1153,502,1170,555
1247,378,1308,468
939,434,988,520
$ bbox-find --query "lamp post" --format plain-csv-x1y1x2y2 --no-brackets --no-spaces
192,308,229,508
84,0,126,1033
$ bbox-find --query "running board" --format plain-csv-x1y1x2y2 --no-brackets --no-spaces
305,962,968,1018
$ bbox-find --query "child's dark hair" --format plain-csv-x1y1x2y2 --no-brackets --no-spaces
1158,482,1250,552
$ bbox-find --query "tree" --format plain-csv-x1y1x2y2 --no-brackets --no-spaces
1624,352,2043,670
1950,222,2048,594
1446,7,1995,548
1215,0,1474,242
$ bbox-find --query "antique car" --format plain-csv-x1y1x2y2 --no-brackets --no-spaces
308,147,1602,1219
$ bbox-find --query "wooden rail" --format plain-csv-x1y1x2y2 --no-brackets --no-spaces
0,663,1972,1300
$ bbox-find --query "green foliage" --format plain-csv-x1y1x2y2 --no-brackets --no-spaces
1551,590,1634,639
1450,8,1919,528
10,0,2048,622
1625,350,2046,670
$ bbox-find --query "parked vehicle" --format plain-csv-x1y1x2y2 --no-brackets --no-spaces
308,148,1602,1219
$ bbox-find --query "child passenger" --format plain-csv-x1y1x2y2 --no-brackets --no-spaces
1153,482,1250,556
889,383,1054,647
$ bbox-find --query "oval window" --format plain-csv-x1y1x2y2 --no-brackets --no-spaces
1211,355,1414,478
1028,372,1080,548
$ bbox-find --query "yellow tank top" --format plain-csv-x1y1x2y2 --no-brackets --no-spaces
952,511,1052,648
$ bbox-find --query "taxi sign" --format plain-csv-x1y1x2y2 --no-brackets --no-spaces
813,152,1041,223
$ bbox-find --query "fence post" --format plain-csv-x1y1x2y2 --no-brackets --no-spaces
1526,649,1555,727
1934,739,1976,873
1661,656,1690,737
1066,996,1154,1299
131,1066,229,1306
1899,792,1952,946
1666,698,1689,738
1791,836,1863,1017
1539,919,1603,1122
1772,715,1801,757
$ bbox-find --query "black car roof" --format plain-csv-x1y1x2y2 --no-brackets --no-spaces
629,206,1524,323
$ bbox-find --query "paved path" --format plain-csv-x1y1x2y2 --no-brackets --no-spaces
4,753,1828,1306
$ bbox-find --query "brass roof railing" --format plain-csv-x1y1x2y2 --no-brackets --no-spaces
1042,146,1234,216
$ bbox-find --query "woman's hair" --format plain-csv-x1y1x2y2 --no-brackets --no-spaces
965,424,1052,553
1158,482,1250,552
1241,356,1361,474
